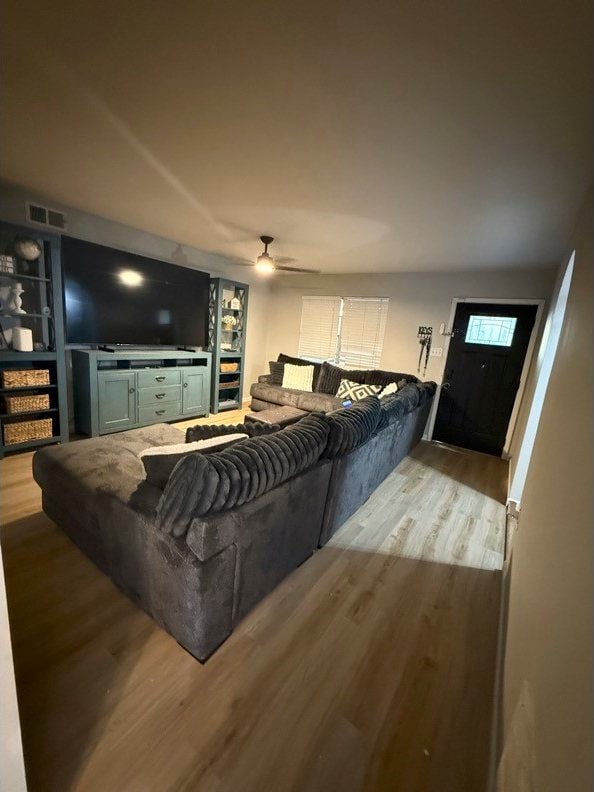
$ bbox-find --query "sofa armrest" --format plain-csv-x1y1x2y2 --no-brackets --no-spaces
185,512,240,562
257,374,272,384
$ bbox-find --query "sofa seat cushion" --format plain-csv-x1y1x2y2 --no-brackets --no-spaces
157,413,330,537
32,423,186,517
250,381,342,413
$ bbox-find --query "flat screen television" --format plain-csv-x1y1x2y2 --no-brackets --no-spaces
62,236,210,347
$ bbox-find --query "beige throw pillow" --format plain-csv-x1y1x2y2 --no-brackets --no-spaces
281,362,314,392
139,434,248,488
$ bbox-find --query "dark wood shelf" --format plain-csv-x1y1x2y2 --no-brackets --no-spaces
0,435,60,453
0,351,57,361
218,383,240,391
0,407,58,419
0,384,57,394
0,272,50,283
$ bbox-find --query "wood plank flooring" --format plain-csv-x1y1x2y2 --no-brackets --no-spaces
0,412,507,792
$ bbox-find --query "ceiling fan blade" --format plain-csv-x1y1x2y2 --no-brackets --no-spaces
274,256,299,265
275,264,321,274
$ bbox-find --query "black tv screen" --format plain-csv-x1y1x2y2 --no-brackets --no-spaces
62,236,210,347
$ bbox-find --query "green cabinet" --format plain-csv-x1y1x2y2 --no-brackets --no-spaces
97,371,137,433
73,350,212,437
182,368,208,415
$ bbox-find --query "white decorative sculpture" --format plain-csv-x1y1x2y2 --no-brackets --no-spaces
6,282,26,314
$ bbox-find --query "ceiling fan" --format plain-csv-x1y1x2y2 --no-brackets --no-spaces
234,236,320,275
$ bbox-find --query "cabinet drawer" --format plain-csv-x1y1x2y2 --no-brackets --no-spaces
137,385,181,406
137,369,181,388
139,402,181,424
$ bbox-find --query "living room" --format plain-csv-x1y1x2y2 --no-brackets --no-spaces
1,1,592,791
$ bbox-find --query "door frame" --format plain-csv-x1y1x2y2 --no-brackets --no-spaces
426,297,545,458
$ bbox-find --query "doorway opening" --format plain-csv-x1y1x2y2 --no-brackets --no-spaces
431,301,542,457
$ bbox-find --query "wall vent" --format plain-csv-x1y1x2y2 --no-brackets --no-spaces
25,202,67,231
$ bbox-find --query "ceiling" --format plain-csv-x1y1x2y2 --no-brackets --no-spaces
1,0,592,274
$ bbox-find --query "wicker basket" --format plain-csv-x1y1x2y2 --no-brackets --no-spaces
3,392,50,414
220,362,239,373
1,369,51,389
3,418,53,446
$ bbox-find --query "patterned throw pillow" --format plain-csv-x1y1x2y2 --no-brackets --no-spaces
282,363,314,391
336,378,382,402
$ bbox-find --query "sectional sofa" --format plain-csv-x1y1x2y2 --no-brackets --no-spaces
33,379,436,661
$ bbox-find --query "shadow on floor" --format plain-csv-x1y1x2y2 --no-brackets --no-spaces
2,509,502,792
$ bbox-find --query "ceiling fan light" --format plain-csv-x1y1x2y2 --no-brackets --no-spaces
255,252,275,274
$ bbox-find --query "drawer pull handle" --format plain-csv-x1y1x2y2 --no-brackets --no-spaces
155,409,166,416
183,382,188,388
155,393,167,399
155,376,166,382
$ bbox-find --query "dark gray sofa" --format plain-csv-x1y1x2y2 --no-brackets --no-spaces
318,382,436,544
250,355,419,413
32,380,435,661
33,416,332,661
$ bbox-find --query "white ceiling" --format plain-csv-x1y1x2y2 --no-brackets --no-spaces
2,0,592,273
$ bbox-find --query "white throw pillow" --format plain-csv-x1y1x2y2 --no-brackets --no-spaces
282,363,314,392
139,434,248,488
379,381,399,399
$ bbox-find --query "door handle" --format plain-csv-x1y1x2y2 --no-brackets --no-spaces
155,409,166,416
441,382,451,390
183,382,188,388
129,387,135,394
155,393,166,399
155,376,166,382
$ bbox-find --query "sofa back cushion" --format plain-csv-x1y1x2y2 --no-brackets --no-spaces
322,396,382,459
316,362,418,395
157,413,330,537
277,353,322,390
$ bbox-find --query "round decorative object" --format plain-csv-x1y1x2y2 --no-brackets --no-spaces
13,236,42,261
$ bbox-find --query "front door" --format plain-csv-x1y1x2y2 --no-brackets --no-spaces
433,303,537,456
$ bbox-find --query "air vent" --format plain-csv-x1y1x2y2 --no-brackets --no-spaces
25,201,67,231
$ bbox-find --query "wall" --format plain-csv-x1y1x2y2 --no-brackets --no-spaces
0,181,272,403
266,268,555,448
497,195,593,790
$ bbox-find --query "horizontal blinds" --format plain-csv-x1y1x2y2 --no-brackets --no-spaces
339,297,389,369
298,296,341,362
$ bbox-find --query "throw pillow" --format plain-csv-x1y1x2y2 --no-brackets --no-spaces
140,434,248,489
282,362,314,392
379,379,407,398
268,360,284,385
337,378,382,402
277,353,322,390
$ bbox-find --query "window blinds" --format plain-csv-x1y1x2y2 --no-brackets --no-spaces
339,297,389,368
297,295,389,368
297,296,342,362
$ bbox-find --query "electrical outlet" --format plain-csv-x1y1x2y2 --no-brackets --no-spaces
430,347,443,357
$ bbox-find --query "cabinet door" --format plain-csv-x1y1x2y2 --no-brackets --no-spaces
98,371,137,433
182,369,207,415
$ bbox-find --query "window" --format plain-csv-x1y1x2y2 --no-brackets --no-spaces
298,296,389,368
465,315,517,347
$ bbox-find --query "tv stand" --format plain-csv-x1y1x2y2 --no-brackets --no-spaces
72,349,212,437
98,345,116,352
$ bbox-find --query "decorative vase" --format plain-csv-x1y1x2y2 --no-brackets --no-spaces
6,283,26,314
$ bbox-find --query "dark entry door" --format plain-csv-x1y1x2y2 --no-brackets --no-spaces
433,303,537,456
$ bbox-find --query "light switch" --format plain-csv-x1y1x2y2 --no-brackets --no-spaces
430,347,443,357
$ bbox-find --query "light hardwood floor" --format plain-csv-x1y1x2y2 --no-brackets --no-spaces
0,411,507,792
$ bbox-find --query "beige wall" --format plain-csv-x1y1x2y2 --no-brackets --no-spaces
266,268,555,447
497,195,593,790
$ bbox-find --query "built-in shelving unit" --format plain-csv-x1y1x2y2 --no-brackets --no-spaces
208,278,249,414
0,222,68,457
